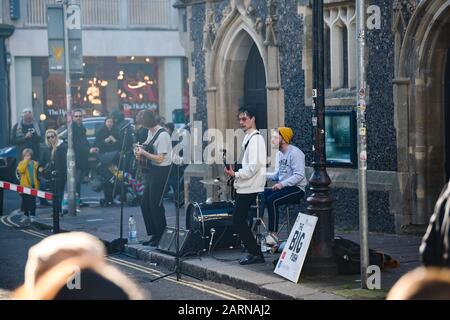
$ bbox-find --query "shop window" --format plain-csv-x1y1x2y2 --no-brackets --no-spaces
31,56,160,129
325,110,357,167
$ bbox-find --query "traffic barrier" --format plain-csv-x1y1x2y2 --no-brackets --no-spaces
0,180,58,233
0,180,53,200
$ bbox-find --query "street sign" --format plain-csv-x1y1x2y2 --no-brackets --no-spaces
9,0,20,20
274,213,318,283
47,6,65,74
47,3,83,74
66,3,83,74
66,4,81,30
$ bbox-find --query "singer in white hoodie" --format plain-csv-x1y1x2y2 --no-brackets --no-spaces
225,107,267,265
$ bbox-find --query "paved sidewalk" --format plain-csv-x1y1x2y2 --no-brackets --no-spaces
13,199,423,300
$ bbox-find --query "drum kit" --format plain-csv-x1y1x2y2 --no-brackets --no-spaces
184,177,268,254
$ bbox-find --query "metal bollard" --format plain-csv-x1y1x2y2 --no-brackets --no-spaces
52,171,60,234
0,188,3,216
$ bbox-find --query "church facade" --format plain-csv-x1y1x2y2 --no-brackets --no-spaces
176,0,450,234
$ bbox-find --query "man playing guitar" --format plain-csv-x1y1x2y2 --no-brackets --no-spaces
134,110,172,246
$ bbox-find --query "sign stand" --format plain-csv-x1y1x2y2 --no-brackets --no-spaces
274,212,318,283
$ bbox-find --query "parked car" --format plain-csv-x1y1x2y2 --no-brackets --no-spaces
0,117,134,183
0,145,18,183
57,117,134,147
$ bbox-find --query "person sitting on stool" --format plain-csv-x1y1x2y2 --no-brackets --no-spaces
261,127,307,246
224,107,267,265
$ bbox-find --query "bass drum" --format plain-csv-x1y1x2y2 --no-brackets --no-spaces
186,201,239,250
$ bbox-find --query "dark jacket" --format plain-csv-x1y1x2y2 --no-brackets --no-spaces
11,121,41,161
134,126,148,145
39,142,67,190
420,183,450,267
95,126,121,154
72,122,90,170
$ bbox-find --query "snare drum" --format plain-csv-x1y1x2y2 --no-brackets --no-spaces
186,201,238,250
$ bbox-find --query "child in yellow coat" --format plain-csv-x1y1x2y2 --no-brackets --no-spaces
17,148,40,223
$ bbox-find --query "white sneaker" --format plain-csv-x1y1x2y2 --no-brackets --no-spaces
29,216,36,223
19,216,30,224
265,233,278,246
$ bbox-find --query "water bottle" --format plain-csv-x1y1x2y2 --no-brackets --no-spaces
128,215,137,244
76,193,81,211
260,235,268,253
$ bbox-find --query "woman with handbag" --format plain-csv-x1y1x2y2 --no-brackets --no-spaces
39,129,67,216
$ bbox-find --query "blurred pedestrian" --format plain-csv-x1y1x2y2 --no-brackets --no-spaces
12,232,146,300
39,129,67,216
94,117,121,206
111,109,133,172
17,148,39,224
11,108,41,162
134,110,148,145
72,109,93,210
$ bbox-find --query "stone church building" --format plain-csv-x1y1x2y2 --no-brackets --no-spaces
175,0,450,234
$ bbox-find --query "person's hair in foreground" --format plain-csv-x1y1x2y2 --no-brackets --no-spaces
386,267,450,300
13,232,146,300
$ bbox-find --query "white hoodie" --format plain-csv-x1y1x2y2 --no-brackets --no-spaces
234,130,267,194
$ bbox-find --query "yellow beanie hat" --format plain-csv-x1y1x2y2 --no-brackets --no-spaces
278,127,294,144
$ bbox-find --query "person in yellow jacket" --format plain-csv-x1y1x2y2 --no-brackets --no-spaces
17,148,40,223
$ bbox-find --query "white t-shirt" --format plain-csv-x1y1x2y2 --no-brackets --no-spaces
144,126,172,167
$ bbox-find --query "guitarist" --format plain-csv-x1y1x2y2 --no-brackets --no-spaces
224,107,267,265
134,110,172,246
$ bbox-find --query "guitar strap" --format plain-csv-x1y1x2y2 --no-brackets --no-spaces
147,127,167,150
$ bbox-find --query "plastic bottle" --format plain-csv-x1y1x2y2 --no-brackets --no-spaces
260,235,268,253
128,215,137,244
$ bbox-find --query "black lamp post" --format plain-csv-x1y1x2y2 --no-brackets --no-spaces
304,0,337,275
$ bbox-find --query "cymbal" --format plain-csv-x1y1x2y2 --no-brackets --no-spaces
200,179,228,186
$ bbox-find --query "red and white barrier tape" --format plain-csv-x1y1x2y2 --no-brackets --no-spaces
0,181,53,200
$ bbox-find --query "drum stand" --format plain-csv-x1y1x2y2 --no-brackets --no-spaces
251,194,268,247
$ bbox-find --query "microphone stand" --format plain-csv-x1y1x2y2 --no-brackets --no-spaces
51,170,60,234
151,156,202,282
109,124,130,254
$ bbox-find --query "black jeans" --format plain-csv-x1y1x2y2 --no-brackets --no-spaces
233,193,260,256
22,194,36,216
140,165,171,239
261,186,305,232
52,178,66,214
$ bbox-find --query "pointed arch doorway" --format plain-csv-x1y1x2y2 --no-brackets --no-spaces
446,48,450,181
244,43,267,130
394,0,450,225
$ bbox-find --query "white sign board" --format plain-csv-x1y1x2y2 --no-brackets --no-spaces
66,4,81,30
274,212,318,283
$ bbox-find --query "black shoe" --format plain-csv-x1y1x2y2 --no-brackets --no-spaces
149,238,160,247
239,253,265,265
141,236,154,246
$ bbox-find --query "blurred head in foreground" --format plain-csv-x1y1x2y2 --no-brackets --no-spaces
13,232,146,300
387,267,450,300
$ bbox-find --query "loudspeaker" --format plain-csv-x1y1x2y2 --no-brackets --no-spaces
157,226,203,256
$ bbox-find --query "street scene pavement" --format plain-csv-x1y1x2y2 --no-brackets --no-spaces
0,184,423,300
0,188,268,300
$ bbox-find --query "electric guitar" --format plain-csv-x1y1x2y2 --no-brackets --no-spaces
134,127,167,173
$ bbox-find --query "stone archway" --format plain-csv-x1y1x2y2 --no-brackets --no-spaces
394,0,450,226
204,2,284,134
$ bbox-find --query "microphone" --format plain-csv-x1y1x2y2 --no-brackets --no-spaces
208,228,216,254
120,121,132,131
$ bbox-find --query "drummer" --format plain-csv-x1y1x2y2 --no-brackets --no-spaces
261,127,307,246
